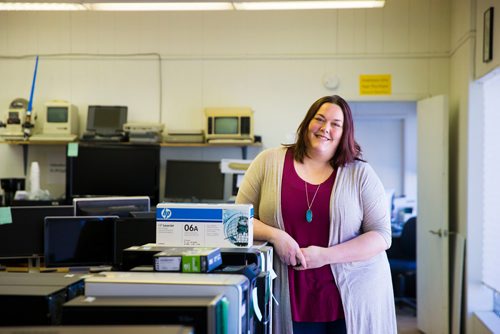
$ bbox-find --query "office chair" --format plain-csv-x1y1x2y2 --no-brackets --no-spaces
388,216,417,313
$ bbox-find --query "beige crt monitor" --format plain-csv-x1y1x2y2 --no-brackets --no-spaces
204,107,254,144
31,100,79,141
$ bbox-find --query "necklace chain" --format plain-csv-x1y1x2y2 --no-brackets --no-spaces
305,181,321,223
305,181,321,209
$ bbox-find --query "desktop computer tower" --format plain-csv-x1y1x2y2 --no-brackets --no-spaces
0,272,86,326
251,243,274,334
219,244,274,334
84,272,249,334
0,325,194,334
219,247,262,270
212,263,259,334
115,244,274,333
0,272,85,301
255,271,272,334
0,285,67,325
62,294,226,334
120,244,166,270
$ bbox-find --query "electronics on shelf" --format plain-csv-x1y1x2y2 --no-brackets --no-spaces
81,105,128,142
204,107,254,144
164,129,205,143
30,100,79,142
123,122,164,144
0,98,28,140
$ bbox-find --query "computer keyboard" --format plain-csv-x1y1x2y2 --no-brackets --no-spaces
207,138,254,144
91,135,127,142
29,134,78,142
80,132,127,142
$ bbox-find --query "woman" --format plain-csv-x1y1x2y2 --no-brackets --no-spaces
236,95,397,334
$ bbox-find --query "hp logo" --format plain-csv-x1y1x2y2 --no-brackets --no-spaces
161,208,172,220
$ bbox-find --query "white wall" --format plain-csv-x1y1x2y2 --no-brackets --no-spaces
467,62,500,334
0,1,449,198
449,0,490,332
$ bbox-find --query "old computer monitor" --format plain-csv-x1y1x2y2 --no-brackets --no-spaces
42,100,78,136
164,160,225,202
204,107,254,142
86,105,127,136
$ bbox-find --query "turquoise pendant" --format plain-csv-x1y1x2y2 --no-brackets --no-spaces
306,209,313,223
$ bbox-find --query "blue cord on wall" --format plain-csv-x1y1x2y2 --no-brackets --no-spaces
27,55,39,117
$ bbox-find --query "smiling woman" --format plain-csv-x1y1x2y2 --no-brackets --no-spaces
236,95,397,334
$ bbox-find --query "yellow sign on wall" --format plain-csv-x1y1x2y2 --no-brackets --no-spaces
359,74,392,95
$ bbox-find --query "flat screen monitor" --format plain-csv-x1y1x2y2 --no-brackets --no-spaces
73,196,151,218
129,211,155,219
113,216,156,267
44,216,115,268
66,143,160,205
164,160,224,202
0,205,74,258
232,174,243,196
86,105,127,136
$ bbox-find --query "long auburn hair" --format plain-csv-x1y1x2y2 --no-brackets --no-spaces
285,95,363,168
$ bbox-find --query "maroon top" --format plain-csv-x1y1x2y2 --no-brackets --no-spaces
282,148,344,322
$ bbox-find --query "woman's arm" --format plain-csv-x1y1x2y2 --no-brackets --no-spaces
297,231,386,269
297,163,391,270
237,148,307,267
254,218,307,268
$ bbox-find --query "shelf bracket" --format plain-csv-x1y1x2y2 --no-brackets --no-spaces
22,144,29,176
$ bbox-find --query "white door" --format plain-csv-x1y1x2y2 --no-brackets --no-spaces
417,95,449,333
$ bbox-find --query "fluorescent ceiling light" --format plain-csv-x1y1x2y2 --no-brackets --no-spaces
88,2,234,11
0,0,385,11
0,2,85,10
233,1,385,10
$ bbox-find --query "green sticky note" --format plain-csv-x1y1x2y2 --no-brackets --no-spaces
0,207,13,225
67,142,79,157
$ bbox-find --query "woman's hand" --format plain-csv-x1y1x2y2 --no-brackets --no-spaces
294,231,388,268
270,229,307,268
294,245,327,270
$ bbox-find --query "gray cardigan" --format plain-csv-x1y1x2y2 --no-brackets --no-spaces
236,147,397,334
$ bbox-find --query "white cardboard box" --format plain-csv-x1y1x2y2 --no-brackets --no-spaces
156,203,253,248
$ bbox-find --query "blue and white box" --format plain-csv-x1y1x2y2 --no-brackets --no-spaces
156,203,254,248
